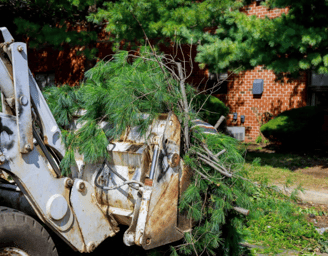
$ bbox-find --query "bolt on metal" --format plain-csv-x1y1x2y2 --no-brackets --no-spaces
0,155,5,164
87,242,96,252
77,181,85,192
64,178,73,188
20,96,28,106
24,144,32,152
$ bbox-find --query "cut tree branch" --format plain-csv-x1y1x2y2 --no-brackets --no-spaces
233,206,250,216
197,155,232,178
196,151,230,174
215,149,226,158
214,115,225,130
177,62,190,151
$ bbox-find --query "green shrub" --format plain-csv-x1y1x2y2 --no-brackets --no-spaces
260,106,326,146
194,94,229,126
255,135,263,144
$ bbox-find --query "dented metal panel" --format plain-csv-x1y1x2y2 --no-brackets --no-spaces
107,142,146,167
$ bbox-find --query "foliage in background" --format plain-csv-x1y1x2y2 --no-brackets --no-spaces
87,0,245,50
0,0,100,58
3,0,328,79
260,106,327,147
255,135,263,144
86,0,328,79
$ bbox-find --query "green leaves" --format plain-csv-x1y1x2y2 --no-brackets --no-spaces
44,48,189,164
43,84,83,128
87,0,244,50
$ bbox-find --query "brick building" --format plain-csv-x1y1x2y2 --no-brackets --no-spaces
216,2,307,142
19,1,317,142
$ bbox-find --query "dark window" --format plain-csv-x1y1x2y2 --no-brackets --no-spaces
205,73,228,94
308,72,328,107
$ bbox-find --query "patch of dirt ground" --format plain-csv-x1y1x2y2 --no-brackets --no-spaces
247,143,328,189
298,202,328,228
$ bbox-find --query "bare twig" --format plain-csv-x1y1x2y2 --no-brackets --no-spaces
189,224,199,256
177,62,190,151
233,206,250,216
201,143,219,160
214,115,225,130
186,41,194,80
129,11,175,92
197,155,232,178
178,42,187,78
215,149,226,158
194,166,221,186
196,151,230,174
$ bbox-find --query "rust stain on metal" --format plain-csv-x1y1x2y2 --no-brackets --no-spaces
179,164,192,198
114,199,124,209
43,135,49,145
144,179,153,186
158,114,168,120
128,166,135,180
165,114,181,145
113,215,131,226
141,148,151,179
142,174,184,250
177,162,193,232
126,144,143,153
169,153,180,168
127,192,135,210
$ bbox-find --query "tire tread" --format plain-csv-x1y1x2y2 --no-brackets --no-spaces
0,206,58,256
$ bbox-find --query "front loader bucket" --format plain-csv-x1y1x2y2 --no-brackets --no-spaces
137,113,192,250
141,161,192,250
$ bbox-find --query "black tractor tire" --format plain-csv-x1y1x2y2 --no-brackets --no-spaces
0,206,58,256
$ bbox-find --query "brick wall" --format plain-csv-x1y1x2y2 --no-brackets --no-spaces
241,1,289,18
217,67,307,141
217,1,307,142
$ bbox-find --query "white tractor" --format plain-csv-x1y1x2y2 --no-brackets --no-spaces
0,27,192,255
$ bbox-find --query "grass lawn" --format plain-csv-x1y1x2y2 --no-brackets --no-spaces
239,145,328,255
244,149,328,191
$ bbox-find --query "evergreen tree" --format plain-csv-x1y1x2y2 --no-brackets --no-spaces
196,0,328,78
0,0,101,58
87,0,328,78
